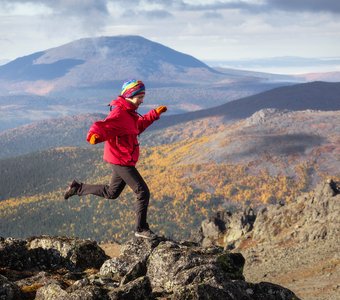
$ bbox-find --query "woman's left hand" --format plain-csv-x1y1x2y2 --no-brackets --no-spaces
155,106,167,115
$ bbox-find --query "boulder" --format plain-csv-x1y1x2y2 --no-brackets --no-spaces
0,274,22,300
147,240,245,293
0,234,300,300
200,208,256,248
107,276,152,300
35,282,106,300
27,236,109,271
35,283,68,300
100,236,165,284
0,237,29,270
0,236,108,272
172,280,299,300
15,271,62,299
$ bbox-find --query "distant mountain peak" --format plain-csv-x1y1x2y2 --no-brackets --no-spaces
0,35,218,89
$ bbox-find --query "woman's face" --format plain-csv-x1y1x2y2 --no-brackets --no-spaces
127,94,145,108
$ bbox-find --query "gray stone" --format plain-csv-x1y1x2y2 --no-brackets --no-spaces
108,276,152,300
0,237,29,270
35,283,68,300
0,230,300,300
0,274,22,300
100,236,164,284
147,240,245,293
36,283,106,300
28,236,109,271
251,180,340,244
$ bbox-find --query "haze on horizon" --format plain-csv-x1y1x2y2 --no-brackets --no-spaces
0,0,339,74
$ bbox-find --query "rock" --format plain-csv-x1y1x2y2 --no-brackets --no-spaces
147,240,245,293
0,234,300,300
0,237,29,270
238,281,300,300
35,283,106,300
107,276,152,300
246,109,290,126
197,179,340,247
172,279,299,300
100,236,164,284
28,236,109,271
200,207,256,247
15,271,61,299
0,274,22,300
172,282,243,299
100,256,130,280
35,283,68,300
251,179,340,244
0,235,108,272
201,219,221,246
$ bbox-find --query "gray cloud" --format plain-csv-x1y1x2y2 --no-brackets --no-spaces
144,10,173,19
121,8,173,20
3,0,339,18
265,0,340,14
202,11,224,19
0,0,111,34
0,0,109,14
143,0,340,14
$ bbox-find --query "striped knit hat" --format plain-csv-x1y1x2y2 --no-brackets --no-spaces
120,79,145,98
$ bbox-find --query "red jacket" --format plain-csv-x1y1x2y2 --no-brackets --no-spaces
87,96,159,166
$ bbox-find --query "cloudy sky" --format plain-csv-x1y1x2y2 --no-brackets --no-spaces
1,0,340,73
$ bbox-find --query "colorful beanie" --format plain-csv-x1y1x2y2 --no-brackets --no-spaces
120,79,145,98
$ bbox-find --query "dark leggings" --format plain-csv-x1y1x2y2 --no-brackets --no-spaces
77,164,150,231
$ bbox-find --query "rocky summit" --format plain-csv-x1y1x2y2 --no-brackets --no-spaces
0,234,299,299
198,179,340,249
197,179,340,300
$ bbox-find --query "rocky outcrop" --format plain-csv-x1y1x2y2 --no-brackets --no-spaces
245,108,291,126
251,179,340,244
199,207,256,248
0,235,300,299
199,179,340,248
0,235,108,272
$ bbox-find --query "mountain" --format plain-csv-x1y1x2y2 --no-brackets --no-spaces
2,109,338,200
152,81,340,129
0,108,338,242
214,66,340,82
0,35,300,130
297,71,340,82
0,35,222,95
0,147,103,201
0,113,105,159
1,81,339,159
0,35,295,91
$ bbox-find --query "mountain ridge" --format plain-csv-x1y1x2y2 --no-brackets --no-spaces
6,35,337,133
1,81,339,159
0,35,304,129
152,81,340,130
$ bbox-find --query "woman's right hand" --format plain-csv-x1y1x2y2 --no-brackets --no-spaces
87,132,100,144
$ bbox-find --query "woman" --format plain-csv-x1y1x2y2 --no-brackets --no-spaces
64,79,167,239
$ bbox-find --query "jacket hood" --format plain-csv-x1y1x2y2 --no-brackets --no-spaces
109,96,137,111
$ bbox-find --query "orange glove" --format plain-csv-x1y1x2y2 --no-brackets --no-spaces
155,106,167,115
88,133,100,145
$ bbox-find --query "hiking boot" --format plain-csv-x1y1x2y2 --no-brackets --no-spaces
135,229,157,240
64,180,80,200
